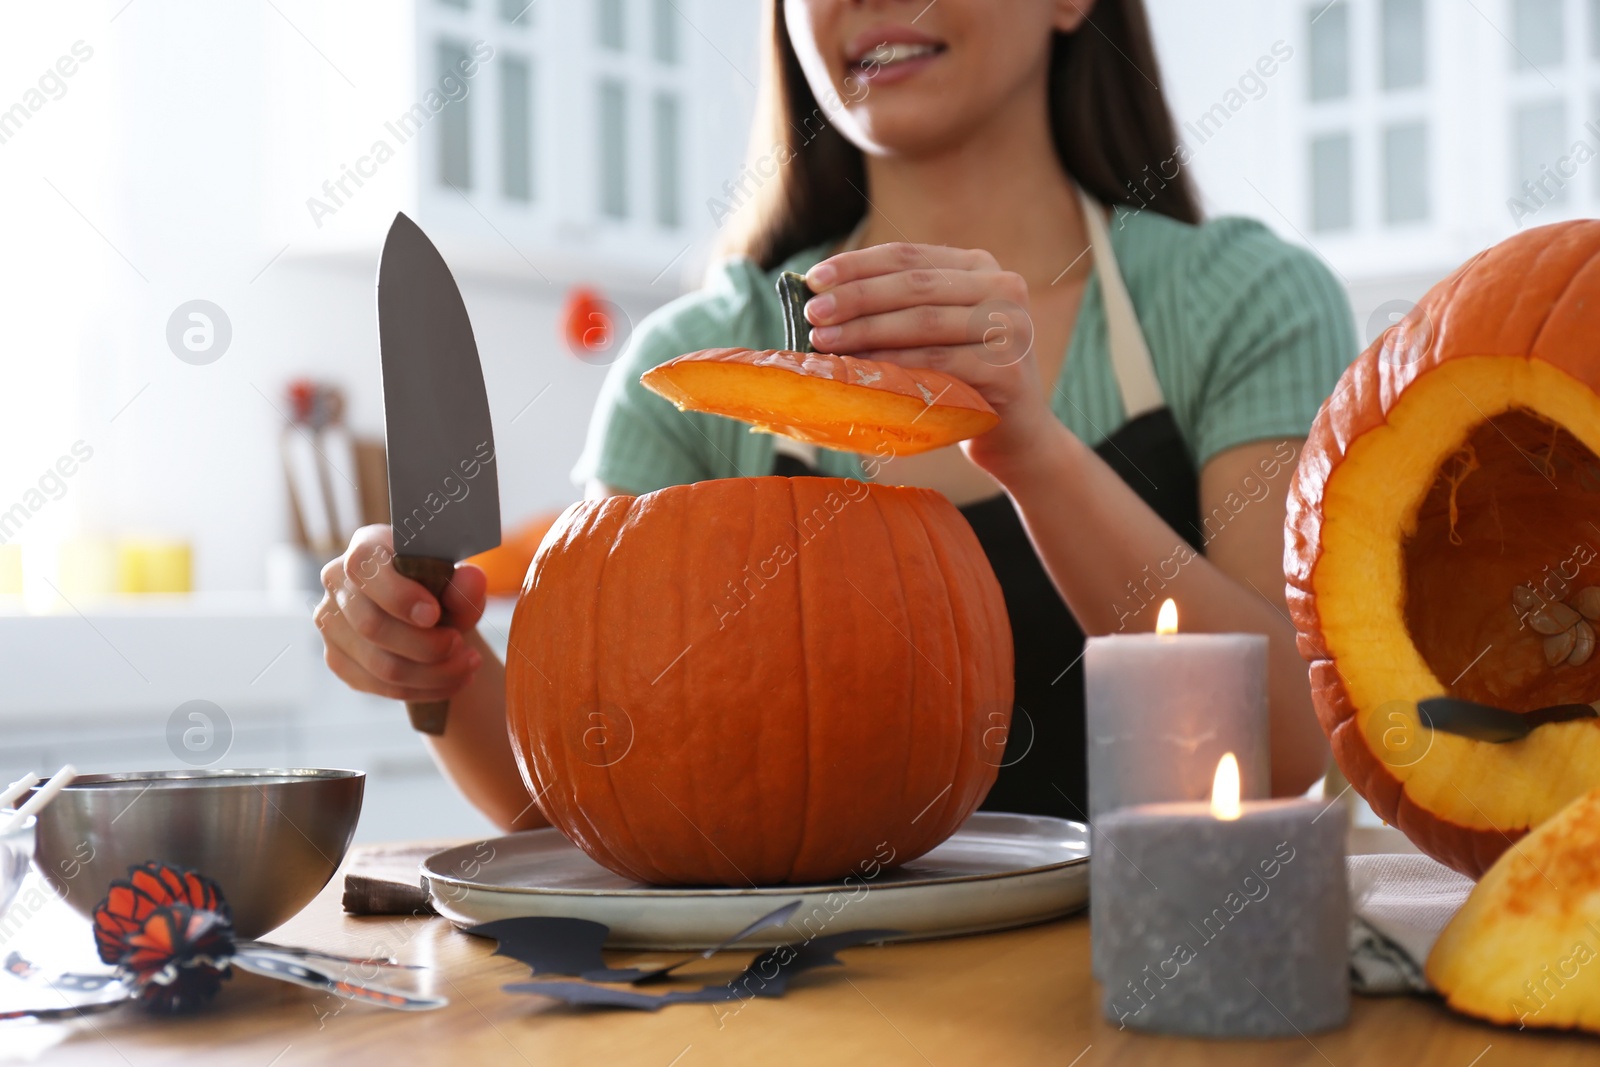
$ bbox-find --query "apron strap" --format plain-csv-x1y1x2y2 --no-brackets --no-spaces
1076,186,1166,420
772,432,818,469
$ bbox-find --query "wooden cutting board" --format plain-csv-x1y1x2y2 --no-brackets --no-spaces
340,840,460,916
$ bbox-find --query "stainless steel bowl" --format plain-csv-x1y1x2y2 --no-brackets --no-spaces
0,814,35,920
29,769,363,939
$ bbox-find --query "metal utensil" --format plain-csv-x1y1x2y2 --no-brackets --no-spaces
28,769,364,939
1418,696,1599,743
377,212,501,735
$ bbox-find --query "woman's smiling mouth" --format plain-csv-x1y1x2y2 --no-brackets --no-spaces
848,31,948,83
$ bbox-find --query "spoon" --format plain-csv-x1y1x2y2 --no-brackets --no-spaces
1418,697,1599,743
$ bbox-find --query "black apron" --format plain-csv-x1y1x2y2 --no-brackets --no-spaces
960,410,1201,821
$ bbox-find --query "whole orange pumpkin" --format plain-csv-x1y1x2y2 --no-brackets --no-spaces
1288,220,1600,878
506,476,1013,886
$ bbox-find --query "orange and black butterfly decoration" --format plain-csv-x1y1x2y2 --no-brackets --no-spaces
1,862,443,1020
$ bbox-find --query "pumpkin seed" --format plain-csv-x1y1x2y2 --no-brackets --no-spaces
1573,587,1600,621
1570,620,1596,667
1546,628,1577,666
1513,585,1543,612
1529,601,1582,635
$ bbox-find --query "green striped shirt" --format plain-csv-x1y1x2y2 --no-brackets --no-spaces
574,206,1357,493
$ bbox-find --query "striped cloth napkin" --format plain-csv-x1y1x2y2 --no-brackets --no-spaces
1348,853,1475,993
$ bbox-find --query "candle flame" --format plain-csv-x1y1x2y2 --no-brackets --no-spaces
1211,753,1242,820
1156,598,1179,635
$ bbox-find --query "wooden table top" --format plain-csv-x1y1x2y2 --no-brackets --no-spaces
4,851,1596,1067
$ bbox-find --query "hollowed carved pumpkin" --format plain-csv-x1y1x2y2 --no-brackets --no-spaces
506,476,1013,886
1288,220,1600,878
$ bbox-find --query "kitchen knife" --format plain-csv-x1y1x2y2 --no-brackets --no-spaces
1417,696,1599,743
377,211,501,735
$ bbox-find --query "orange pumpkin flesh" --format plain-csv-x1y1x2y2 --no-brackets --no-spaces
1427,787,1600,1032
642,348,999,456
1289,221,1600,879
464,511,562,597
505,476,1013,886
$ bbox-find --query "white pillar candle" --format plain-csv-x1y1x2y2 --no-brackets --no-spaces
1086,600,1270,979
1085,602,1270,821
1091,756,1349,1037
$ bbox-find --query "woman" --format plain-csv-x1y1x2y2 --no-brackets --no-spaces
315,0,1355,831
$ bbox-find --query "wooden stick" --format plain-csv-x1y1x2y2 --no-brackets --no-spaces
1,765,76,833
0,773,39,812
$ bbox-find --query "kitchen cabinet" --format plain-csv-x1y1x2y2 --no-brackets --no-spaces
0,593,507,843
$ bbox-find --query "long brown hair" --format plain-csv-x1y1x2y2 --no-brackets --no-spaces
721,0,1203,270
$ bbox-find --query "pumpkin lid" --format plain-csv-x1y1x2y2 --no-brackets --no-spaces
641,273,998,457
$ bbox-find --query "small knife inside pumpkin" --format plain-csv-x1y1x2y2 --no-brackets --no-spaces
1417,697,1599,743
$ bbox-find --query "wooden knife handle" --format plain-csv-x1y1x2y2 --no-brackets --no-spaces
394,555,456,736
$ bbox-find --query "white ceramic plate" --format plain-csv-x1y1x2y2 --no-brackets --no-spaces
421,812,1089,950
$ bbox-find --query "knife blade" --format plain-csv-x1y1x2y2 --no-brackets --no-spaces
1417,696,1599,743
377,211,501,735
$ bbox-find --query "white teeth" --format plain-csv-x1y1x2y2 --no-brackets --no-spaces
861,42,937,67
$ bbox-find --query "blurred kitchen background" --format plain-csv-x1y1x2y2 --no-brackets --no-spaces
0,0,1587,841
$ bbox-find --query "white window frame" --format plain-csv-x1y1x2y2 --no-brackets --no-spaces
1504,0,1600,220
1302,0,1436,235
589,0,691,233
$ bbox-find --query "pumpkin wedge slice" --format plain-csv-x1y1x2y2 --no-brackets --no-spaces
642,347,998,456
641,271,998,457
1427,787,1600,1032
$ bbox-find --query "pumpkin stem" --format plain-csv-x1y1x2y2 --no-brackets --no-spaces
777,271,814,354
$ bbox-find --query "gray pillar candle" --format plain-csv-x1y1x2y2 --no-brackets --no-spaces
1085,620,1270,979
1092,793,1349,1037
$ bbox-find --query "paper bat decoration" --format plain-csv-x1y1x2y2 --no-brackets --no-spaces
471,900,901,1011
471,900,804,983
503,928,904,1009
0,862,444,1021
